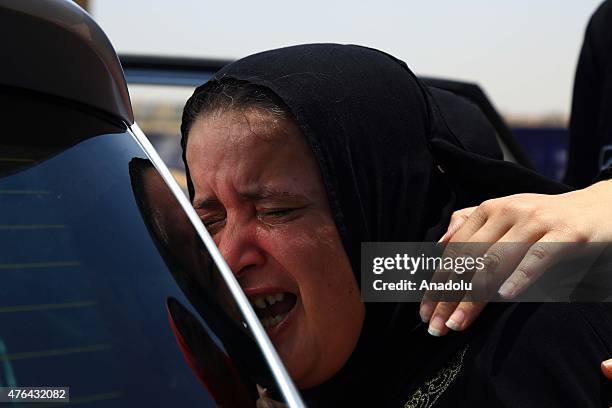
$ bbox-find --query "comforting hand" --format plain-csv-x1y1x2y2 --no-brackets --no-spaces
420,179,612,337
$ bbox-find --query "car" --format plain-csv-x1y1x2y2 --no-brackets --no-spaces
0,0,303,406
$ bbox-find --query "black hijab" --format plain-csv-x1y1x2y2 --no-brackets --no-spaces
181,44,567,406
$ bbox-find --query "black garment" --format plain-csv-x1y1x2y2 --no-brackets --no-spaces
598,165,612,181
182,44,610,406
431,303,612,408
565,0,612,188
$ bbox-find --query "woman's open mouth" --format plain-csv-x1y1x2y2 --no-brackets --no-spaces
248,292,297,330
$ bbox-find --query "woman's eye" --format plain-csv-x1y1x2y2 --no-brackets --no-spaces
201,217,226,234
257,208,300,224
264,209,293,217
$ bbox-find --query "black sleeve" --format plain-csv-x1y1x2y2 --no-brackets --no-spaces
595,165,612,181
565,0,612,188
461,303,612,408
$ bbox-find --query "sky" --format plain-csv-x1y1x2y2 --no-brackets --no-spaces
91,0,603,119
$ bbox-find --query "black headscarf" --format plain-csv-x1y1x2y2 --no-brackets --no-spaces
181,44,567,406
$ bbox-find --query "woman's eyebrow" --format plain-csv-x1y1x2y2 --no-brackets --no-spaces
192,197,220,210
192,188,307,209
240,187,307,202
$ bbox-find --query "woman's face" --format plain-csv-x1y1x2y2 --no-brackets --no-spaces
186,108,365,388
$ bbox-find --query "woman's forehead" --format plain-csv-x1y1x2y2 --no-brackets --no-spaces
186,109,322,191
187,109,300,153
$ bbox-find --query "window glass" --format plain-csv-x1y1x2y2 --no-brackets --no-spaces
0,90,288,407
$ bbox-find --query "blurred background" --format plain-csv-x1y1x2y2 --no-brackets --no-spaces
77,0,602,182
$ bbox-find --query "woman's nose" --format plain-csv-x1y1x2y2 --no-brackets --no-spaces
217,219,266,278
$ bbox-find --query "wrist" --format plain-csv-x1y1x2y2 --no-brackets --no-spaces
581,180,612,241
584,179,612,197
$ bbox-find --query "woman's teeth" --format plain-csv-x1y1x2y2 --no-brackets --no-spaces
249,292,288,329
252,292,285,309
260,313,288,328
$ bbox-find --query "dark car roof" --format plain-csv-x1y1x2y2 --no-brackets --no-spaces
0,0,133,124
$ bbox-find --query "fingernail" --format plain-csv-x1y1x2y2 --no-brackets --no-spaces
437,232,447,243
445,309,465,331
602,360,612,379
428,315,445,337
498,280,516,298
420,302,434,323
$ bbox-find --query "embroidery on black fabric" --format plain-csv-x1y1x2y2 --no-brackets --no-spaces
404,345,468,408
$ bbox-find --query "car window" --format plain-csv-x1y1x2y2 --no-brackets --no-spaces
0,88,289,407
129,84,195,192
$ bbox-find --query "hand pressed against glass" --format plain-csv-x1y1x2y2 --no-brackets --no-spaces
185,108,365,389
